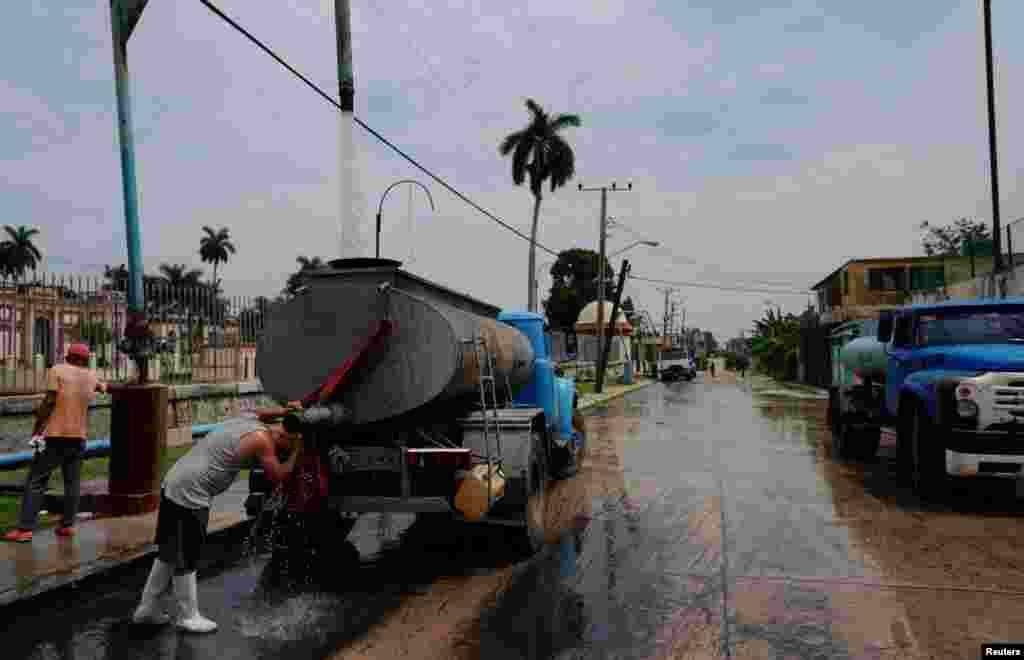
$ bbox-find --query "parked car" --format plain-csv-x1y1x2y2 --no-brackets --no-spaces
658,349,695,381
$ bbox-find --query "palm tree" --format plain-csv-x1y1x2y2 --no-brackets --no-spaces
198,226,236,289
1,225,42,282
499,99,581,312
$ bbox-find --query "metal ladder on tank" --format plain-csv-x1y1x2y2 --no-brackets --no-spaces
471,336,503,511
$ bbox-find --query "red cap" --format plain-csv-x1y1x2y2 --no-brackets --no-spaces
67,343,90,361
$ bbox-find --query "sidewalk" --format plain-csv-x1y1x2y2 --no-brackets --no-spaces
576,377,658,411
738,372,829,399
0,481,250,608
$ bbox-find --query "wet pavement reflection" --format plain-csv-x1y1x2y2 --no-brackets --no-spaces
6,373,1024,658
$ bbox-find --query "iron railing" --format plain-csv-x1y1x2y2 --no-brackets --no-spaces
0,273,270,394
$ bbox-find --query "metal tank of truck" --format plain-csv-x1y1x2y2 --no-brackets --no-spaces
827,299,1024,498
248,258,583,554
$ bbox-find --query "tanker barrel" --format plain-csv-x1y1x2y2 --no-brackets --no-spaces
283,403,352,433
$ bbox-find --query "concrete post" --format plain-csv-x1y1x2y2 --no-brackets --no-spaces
101,384,168,516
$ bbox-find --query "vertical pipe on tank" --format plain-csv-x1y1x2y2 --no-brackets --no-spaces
335,0,362,260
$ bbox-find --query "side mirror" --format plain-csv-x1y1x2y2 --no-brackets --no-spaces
877,311,894,343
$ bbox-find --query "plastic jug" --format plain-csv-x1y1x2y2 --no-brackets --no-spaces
454,463,506,521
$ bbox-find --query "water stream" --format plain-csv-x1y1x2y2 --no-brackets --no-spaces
338,113,371,260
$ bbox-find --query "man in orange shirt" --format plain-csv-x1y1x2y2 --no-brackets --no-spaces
2,343,113,543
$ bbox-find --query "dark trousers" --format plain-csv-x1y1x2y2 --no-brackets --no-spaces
18,439,84,530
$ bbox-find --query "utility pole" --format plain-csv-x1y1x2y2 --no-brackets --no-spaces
596,260,631,394
657,286,677,348
579,182,632,366
669,301,677,346
984,0,1004,272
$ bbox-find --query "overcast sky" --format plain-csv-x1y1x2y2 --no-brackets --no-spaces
4,0,1024,340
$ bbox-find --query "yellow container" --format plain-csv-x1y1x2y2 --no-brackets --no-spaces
454,464,506,521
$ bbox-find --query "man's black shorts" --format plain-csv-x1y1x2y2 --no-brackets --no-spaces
154,491,210,574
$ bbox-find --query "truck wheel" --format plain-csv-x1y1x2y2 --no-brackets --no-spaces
833,415,855,461
910,403,945,497
827,389,839,435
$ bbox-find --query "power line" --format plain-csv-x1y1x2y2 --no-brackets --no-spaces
610,217,815,289
200,1,822,296
198,0,560,258
629,274,812,296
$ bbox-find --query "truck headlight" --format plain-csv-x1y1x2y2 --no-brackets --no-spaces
956,400,979,418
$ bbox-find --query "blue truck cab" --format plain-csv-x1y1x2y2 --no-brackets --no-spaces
872,298,1024,493
497,312,582,465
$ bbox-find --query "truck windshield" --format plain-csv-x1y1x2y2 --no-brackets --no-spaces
915,307,1024,346
662,350,686,360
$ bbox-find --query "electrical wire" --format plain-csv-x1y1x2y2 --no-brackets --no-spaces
200,1,820,297
628,274,812,296
199,0,560,258
610,217,816,290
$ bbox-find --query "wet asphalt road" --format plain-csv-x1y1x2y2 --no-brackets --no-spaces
5,373,1024,659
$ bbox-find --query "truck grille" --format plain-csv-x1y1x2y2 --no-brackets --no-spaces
993,387,1024,410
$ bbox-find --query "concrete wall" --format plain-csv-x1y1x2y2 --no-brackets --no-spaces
909,265,1020,304
0,382,276,455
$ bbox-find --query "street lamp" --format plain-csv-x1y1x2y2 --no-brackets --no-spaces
376,180,436,260
610,240,659,258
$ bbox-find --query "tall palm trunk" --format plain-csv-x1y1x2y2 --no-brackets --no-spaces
528,192,542,312
212,261,219,290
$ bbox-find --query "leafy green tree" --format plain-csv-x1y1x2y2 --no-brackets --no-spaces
199,226,236,290
499,99,581,312
541,248,615,331
1,225,42,281
750,307,801,379
918,218,990,256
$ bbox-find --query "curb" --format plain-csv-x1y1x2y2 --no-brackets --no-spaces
576,379,658,412
0,517,254,612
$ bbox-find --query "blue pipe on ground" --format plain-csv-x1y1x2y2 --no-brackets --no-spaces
0,422,224,470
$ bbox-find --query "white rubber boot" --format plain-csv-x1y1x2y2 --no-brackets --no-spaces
173,572,218,633
132,558,173,624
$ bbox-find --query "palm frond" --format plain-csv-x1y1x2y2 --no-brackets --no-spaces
549,114,582,132
499,130,525,156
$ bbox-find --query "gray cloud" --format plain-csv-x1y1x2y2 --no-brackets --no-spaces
783,13,827,34
729,143,794,162
655,111,720,138
760,88,810,105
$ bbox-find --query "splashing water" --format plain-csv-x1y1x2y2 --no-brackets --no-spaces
338,113,371,259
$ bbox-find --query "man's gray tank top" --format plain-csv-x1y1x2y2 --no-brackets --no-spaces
163,417,266,509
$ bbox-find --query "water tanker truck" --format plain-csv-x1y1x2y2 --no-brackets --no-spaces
246,259,584,554
828,298,1024,496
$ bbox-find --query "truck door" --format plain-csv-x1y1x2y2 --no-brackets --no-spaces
884,313,916,418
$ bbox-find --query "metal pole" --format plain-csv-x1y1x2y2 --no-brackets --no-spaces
984,0,1004,272
596,260,630,393
109,3,144,315
1007,224,1013,269
336,0,356,259
597,188,607,369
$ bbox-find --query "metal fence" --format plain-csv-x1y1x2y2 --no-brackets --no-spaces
0,273,268,394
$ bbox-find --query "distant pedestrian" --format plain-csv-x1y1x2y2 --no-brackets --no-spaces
709,360,716,379
3,343,112,544
131,406,304,632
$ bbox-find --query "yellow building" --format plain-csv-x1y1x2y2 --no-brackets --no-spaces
811,255,995,324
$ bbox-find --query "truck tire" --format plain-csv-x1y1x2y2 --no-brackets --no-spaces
553,415,585,480
909,402,946,497
832,415,855,461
